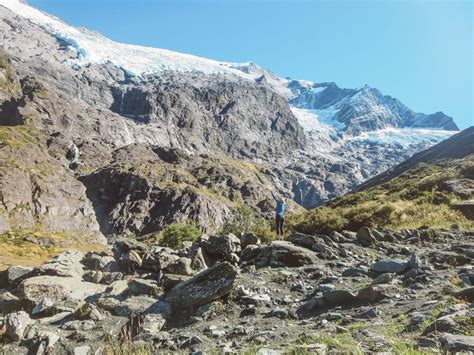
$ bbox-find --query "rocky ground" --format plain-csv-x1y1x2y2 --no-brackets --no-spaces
0,227,472,354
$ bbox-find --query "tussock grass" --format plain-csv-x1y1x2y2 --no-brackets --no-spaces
290,155,474,234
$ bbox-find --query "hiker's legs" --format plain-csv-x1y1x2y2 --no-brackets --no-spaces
275,215,284,239
275,216,280,237
278,217,284,238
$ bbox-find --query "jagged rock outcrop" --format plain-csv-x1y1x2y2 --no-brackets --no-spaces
0,125,104,242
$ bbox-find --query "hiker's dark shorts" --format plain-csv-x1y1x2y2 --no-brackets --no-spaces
275,214,284,234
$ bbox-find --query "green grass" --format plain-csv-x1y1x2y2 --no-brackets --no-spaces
290,155,474,234
0,47,21,97
0,125,41,149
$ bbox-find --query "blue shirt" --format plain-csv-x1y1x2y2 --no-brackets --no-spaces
272,192,288,216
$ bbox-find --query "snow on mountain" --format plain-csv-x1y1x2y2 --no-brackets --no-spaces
0,0,256,79
291,107,456,155
0,0,459,140
290,82,459,132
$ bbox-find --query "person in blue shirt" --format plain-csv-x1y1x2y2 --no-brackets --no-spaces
272,192,288,239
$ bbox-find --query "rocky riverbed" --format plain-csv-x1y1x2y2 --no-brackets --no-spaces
0,227,473,354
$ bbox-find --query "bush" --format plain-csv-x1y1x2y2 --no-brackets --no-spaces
291,206,348,235
159,223,201,249
220,205,275,243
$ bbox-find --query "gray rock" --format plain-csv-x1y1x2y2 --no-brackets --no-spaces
409,312,430,326
357,285,393,303
128,279,161,296
6,266,35,284
163,257,194,276
74,346,92,355
240,232,261,248
356,307,378,319
114,295,157,316
288,233,319,249
323,289,357,305
371,273,393,285
372,258,408,274
356,227,377,247
39,250,84,278
132,313,167,341
4,311,33,340
240,244,262,262
0,289,21,313
164,261,238,317
342,267,368,277
17,275,106,304
453,286,474,302
444,179,474,198
160,274,191,292
422,316,460,335
205,234,241,258
439,334,474,352
104,280,129,297
120,250,142,271
255,241,318,268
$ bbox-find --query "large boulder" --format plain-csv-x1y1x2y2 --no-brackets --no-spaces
205,234,241,258
164,261,238,316
17,275,106,304
255,241,318,268
39,250,84,278
4,311,33,340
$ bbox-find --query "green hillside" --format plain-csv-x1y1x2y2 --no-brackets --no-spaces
290,154,474,234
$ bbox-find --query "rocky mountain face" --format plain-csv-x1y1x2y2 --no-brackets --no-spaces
0,0,461,243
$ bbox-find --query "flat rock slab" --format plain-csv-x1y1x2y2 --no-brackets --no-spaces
17,276,106,304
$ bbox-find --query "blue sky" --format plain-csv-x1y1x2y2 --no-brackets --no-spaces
30,0,473,129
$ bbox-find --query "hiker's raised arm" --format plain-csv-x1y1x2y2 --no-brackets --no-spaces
271,192,278,202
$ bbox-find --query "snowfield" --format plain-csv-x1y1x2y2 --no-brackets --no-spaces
0,0,256,79
291,106,456,153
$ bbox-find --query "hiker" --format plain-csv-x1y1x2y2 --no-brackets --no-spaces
272,192,288,240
